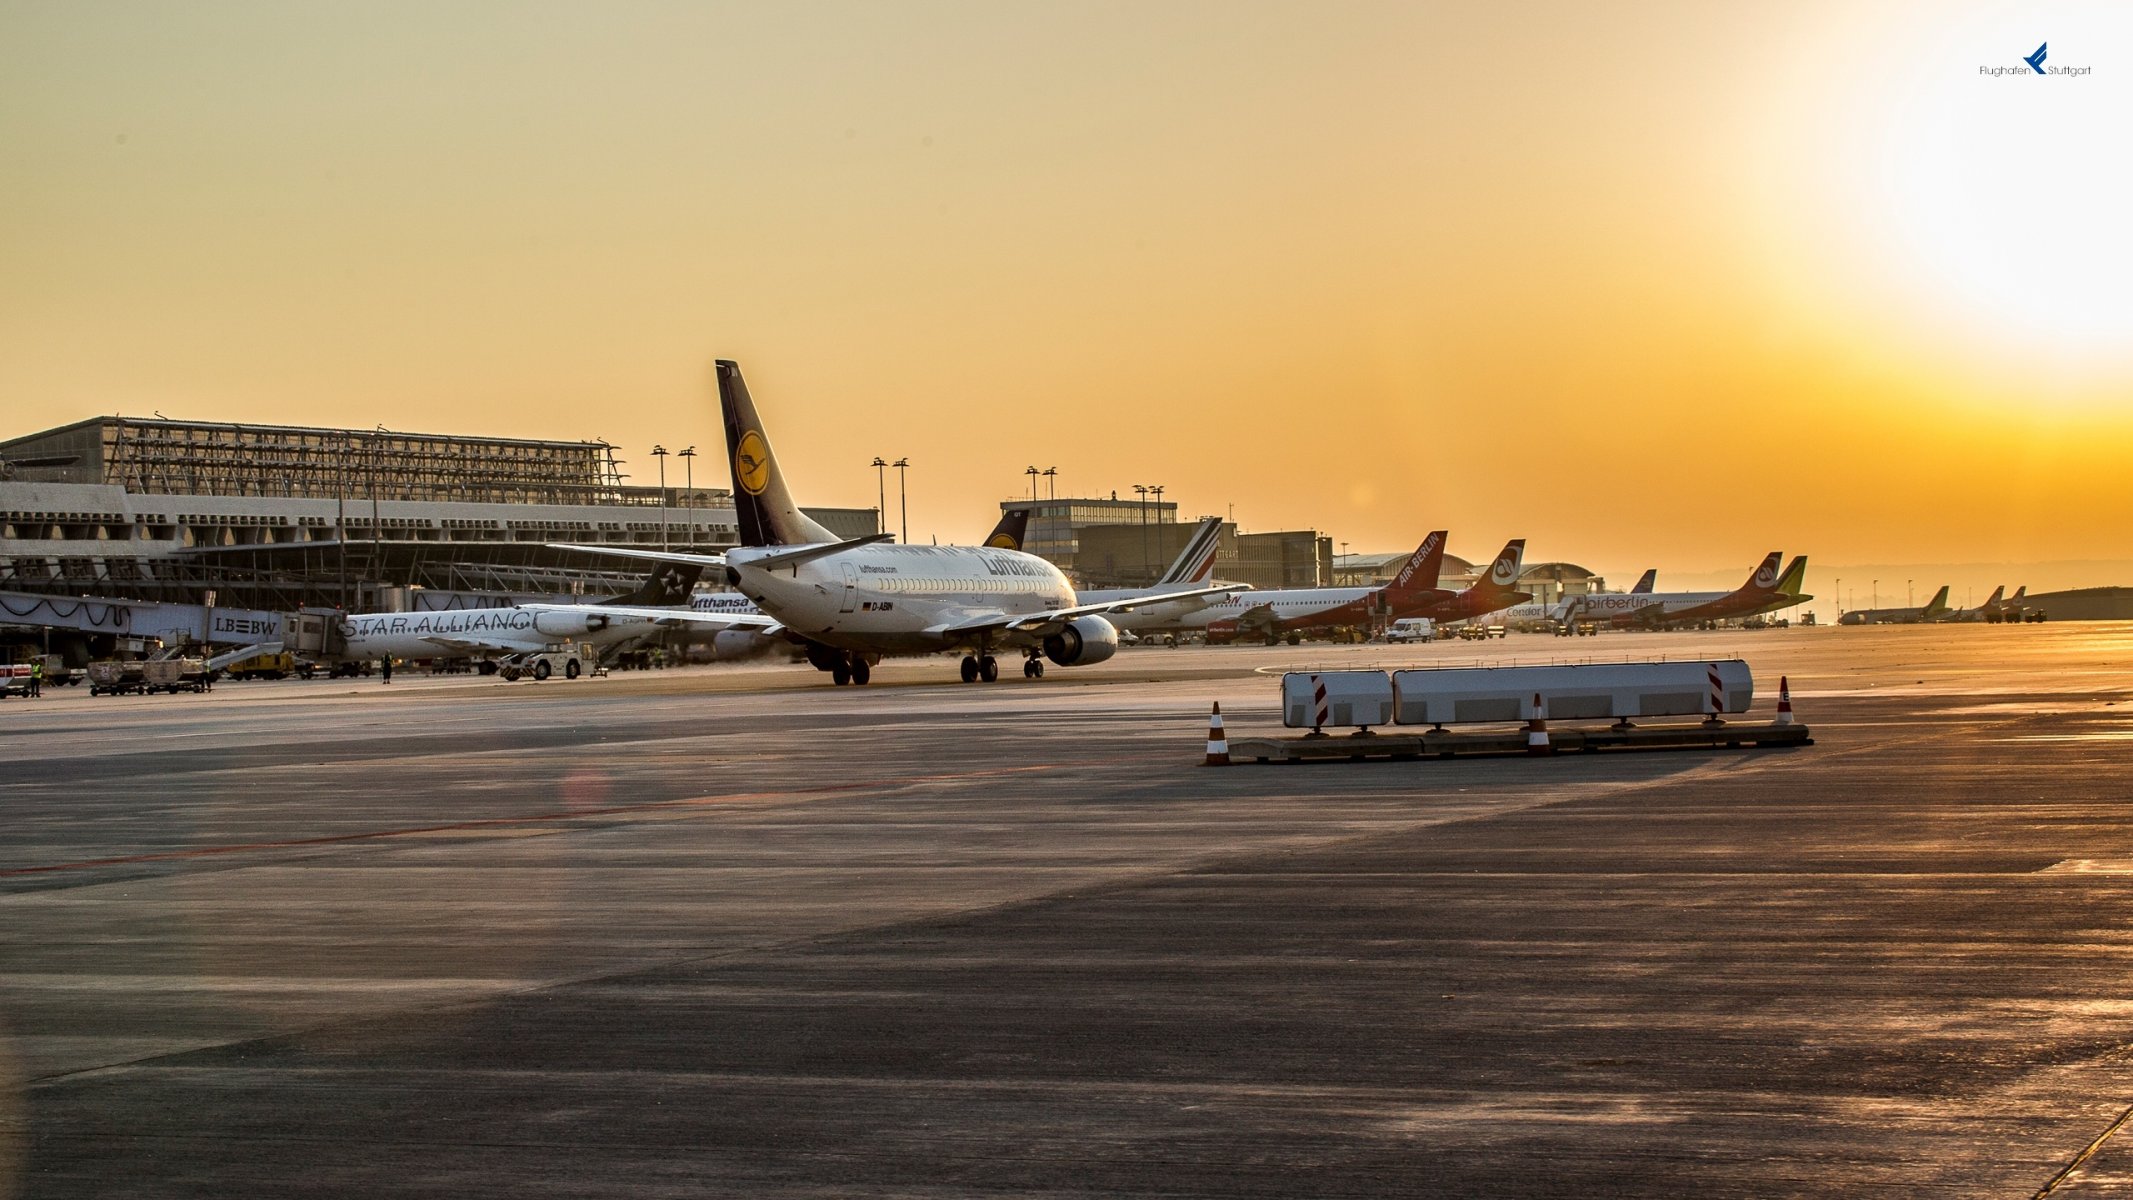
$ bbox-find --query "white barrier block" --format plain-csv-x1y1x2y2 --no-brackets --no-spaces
1281,671,1394,730
1391,660,1754,726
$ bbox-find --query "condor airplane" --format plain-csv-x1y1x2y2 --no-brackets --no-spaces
333,561,702,666
1156,530,1454,643
539,360,1225,684
1568,552,1799,628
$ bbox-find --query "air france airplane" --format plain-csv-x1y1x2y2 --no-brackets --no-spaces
536,360,1225,685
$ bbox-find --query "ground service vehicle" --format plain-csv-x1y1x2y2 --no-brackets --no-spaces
497,646,593,682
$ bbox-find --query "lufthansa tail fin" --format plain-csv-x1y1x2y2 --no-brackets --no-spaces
983,507,1032,551
1630,569,1657,594
603,561,704,606
717,360,839,547
1388,530,1449,594
1155,517,1225,585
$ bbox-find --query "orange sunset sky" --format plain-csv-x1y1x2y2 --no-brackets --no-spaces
4,1,2130,584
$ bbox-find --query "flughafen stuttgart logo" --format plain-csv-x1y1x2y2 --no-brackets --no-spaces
1982,40,2091,77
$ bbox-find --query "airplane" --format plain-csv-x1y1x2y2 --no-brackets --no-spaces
1388,539,1530,625
684,506,1039,661
1931,585,2005,624
330,560,703,669
1568,552,1793,629
1836,584,1951,625
1082,517,1249,634
1483,563,1660,627
1154,530,1454,644
1993,586,2033,622
537,360,1226,685
1737,555,1813,620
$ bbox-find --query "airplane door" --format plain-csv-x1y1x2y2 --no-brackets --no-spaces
840,563,859,613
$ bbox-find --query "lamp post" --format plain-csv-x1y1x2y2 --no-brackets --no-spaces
1836,578,1842,617
678,446,695,543
1872,578,1879,610
893,458,909,543
1133,485,1149,582
1042,466,1056,499
1908,579,1914,608
871,457,888,535
1025,465,1039,501
651,444,669,550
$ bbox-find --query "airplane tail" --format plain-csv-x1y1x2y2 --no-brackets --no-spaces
983,506,1032,551
1155,517,1225,585
1630,569,1656,594
1983,585,2005,608
1774,555,1808,596
1481,538,1526,591
1387,530,1449,594
2011,586,2027,602
1925,585,1951,615
603,561,705,606
1743,551,1783,593
716,360,839,547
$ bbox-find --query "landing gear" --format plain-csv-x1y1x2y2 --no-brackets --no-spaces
850,656,871,685
960,655,979,684
959,654,1000,683
832,661,852,686
1022,656,1045,679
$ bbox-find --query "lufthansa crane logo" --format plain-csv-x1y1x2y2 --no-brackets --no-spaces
985,533,1019,549
734,431,771,495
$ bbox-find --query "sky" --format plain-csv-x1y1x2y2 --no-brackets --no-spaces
4,1,2131,594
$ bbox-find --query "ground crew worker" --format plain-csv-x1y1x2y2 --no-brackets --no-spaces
29,658,42,698
381,656,393,684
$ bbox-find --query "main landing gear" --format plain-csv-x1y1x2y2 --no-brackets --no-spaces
830,651,872,686
1021,653,1045,679
959,654,999,683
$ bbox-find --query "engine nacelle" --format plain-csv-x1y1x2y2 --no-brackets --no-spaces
712,629,776,660
1043,615,1119,667
532,609,606,638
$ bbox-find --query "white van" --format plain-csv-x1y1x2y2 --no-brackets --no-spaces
1383,618,1436,644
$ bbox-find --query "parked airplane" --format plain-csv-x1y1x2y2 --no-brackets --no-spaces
1738,555,1813,620
539,360,1225,684
1837,584,1951,625
1932,585,2005,624
1629,569,1657,594
1568,552,1793,629
332,561,703,669
1084,518,1246,633
1484,562,1660,627
1161,530,1453,644
1390,539,1530,625
1995,586,2032,621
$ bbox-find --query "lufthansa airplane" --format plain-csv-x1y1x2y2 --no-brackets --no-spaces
537,361,1226,684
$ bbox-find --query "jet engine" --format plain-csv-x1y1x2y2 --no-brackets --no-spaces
712,629,776,660
533,609,609,637
1042,615,1119,667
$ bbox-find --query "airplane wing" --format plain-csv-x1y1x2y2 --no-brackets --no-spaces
419,635,553,655
548,543,728,567
518,602,782,632
929,586,1238,637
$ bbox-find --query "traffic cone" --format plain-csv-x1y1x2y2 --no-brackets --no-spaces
1204,701,1231,766
1774,676,1795,727
1525,692,1551,756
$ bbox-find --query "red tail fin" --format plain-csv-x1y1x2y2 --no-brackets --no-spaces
1743,551,1782,593
1388,531,1447,594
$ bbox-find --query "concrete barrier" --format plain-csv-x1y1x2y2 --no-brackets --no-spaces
1391,660,1753,727
1281,671,1394,731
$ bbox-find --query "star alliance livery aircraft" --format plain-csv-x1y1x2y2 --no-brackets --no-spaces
333,561,702,666
537,360,1227,685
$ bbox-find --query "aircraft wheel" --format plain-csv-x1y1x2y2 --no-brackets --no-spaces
1287,632,1302,645
532,660,552,681
565,659,581,680
831,662,852,685
959,655,979,683
978,655,999,683
850,657,871,685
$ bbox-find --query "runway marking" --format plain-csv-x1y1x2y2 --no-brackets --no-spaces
2034,1103,2133,1198
0,763,1065,879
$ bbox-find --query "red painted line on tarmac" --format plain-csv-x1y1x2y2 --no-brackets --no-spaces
0,763,1069,879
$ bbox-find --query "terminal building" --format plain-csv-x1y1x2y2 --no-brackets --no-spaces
1,415,875,613
999,498,1334,590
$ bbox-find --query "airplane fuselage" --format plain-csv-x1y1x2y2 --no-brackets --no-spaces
337,606,660,661
728,543,1075,654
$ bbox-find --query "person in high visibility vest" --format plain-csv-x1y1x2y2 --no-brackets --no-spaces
28,659,42,698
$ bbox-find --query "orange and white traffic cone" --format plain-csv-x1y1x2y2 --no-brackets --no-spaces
1204,701,1231,766
1525,692,1551,756
1774,676,1795,726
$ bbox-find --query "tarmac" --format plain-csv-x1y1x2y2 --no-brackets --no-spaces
5,623,2133,1197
